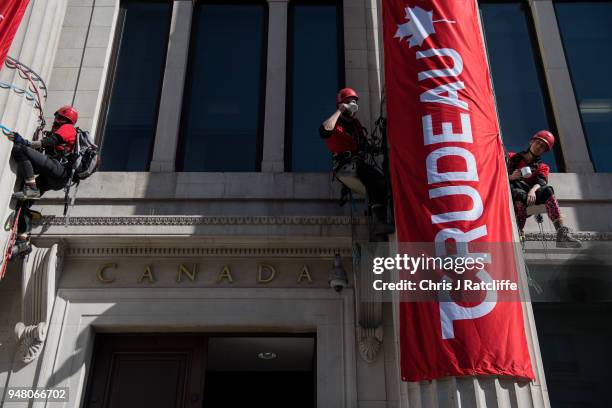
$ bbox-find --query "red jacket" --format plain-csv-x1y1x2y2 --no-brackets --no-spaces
319,116,364,154
53,124,77,152
41,123,77,156
507,151,550,187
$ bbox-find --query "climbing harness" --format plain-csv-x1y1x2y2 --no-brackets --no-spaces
334,153,367,196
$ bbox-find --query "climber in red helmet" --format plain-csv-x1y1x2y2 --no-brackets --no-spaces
7,105,79,257
507,130,581,248
8,105,78,199
320,88,394,236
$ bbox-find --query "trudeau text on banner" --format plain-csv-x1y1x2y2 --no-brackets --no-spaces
381,0,535,381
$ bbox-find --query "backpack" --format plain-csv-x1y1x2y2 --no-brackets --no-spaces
62,128,100,225
71,127,100,181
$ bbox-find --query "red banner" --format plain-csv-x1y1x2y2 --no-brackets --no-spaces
0,0,29,68
382,0,535,381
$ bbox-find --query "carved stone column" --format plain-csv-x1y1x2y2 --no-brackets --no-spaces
149,1,193,172
528,0,594,173
354,243,384,363
0,0,69,272
14,243,62,364
260,0,288,172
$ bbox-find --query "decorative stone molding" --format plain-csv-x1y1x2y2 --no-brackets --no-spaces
66,246,353,258
357,326,383,364
353,244,384,363
525,231,612,241
39,215,367,227
14,244,62,364
15,322,47,364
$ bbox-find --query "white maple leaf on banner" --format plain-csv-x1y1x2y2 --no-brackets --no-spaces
394,6,455,48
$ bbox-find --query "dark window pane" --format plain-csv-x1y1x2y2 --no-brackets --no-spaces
480,2,560,171
534,303,612,408
100,2,171,171
177,4,266,172
287,3,342,172
555,2,612,172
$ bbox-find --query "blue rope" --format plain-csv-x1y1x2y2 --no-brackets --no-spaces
0,80,41,138
0,81,39,106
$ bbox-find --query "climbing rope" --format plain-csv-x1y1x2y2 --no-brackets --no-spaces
524,262,543,296
0,80,41,105
2,56,48,140
361,92,387,175
0,57,49,276
535,213,549,259
1,206,22,280
5,56,48,102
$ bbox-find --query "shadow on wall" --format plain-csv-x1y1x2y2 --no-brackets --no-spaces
531,243,612,408
528,242,612,302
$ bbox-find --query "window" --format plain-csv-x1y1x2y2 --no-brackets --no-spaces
529,256,612,408
534,303,612,408
555,1,612,172
286,1,343,172
480,2,561,171
176,3,267,172
99,1,172,171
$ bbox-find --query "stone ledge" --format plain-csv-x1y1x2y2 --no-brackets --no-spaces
35,172,612,202
30,215,369,240
39,172,344,200
65,246,354,258
38,215,367,226
525,231,612,241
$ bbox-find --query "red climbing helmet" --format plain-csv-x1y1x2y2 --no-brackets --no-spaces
336,88,359,105
54,105,78,125
530,130,555,151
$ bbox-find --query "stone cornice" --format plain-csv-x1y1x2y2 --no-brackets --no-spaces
36,217,612,241
525,231,612,241
66,246,353,258
39,215,366,227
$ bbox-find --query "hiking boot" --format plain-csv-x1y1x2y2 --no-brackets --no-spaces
556,226,582,248
27,209,43,222
10,239,32,260
12,185,41,201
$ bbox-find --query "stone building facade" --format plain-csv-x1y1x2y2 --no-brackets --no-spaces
0,0,610,407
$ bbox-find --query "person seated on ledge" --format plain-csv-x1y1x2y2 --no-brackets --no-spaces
507,130,581,248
